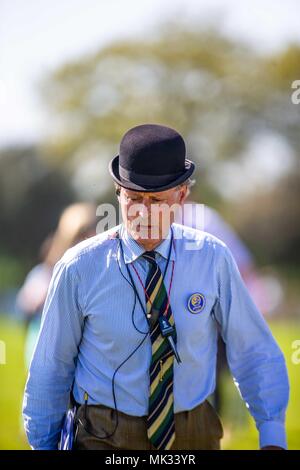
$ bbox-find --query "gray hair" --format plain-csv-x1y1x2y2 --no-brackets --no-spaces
115,177,195,197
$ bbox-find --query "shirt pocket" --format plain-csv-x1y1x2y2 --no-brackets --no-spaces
171,288,217,353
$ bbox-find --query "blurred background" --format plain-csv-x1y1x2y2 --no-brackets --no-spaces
1,0,300,450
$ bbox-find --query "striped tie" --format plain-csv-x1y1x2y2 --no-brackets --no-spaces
142,250,176,450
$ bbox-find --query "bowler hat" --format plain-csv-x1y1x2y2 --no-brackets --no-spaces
109,124,195,192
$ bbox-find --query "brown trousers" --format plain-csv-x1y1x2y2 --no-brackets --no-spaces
73,400,223,450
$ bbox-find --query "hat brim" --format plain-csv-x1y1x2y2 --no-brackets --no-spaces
109,155,195,192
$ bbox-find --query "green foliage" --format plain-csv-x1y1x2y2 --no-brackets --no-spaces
232,172,300,265
2,22,300,267
0,146,75,261
265,44,300,90
0,256,26,289
40,24,300,167
0,316,28,449
0,315,299,450
223,321,300,450
36,24,300,267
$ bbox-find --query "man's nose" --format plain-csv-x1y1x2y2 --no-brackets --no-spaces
138,199,150,218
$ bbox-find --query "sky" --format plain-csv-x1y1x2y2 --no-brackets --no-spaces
1,0,300,147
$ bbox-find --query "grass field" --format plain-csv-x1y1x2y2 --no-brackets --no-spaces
0,315,299,450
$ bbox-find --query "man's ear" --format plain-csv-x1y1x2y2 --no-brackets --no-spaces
178,185,188,204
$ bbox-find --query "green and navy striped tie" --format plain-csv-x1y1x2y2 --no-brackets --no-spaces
142,250,176,450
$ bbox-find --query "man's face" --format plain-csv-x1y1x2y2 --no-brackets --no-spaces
119,185,187,247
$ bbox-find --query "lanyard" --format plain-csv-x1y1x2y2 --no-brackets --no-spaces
117,227,181,363
117,227,175,321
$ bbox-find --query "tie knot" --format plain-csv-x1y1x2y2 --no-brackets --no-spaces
142,251,157,264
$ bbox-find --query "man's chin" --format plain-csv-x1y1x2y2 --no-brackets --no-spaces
134,226,161,240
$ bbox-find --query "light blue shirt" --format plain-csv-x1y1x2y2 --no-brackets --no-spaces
23,223,289,450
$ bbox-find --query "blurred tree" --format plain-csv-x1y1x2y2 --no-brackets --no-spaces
39,25,300,197
39,29,259,193
2,24,300,268
0,145,75,265
232,170,300,265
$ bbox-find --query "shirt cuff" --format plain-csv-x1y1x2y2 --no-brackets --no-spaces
32,445,58,450
259,421,287,449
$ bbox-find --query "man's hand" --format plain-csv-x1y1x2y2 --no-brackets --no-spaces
261,446,285,450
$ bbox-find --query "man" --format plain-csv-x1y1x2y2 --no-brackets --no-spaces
23,124,289,450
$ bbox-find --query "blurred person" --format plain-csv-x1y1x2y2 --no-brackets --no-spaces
175,201,275,315
17,202,97,368
23,124,289,450
174,200,274,413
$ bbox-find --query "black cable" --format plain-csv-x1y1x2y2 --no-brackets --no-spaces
117,238,149,335
75,227,174,442
75,233,148,440
120,227,174,320
76,333,148,441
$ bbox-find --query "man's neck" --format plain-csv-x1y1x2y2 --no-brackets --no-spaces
123,223,170,252
136,238,163,252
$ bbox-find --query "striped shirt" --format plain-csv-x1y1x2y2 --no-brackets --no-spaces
23,222,289,449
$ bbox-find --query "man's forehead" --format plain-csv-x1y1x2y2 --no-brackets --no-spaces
122,188,176,197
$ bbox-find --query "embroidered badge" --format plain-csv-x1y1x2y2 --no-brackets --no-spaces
187,293,206,314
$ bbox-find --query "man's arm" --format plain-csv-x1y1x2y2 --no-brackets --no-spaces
213,246,289,450
22,255,84,450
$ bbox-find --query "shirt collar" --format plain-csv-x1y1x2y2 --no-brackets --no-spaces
119,223,176,264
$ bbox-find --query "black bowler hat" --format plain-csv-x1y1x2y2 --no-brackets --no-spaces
109,124,195,192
